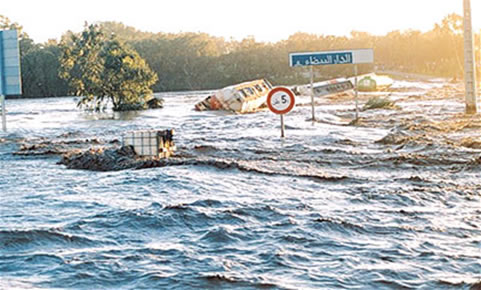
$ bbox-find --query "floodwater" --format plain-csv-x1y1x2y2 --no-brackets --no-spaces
1,80,480,289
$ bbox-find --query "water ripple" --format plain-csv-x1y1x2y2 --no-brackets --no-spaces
2,84,481,288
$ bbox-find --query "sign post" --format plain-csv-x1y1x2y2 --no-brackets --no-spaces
267,87,296,138
1,96,5,132
289,49,373,121
310,66,315,121
354,65,359,120
0,30,22,132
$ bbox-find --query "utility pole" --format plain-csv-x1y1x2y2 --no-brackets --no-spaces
464,0,478,114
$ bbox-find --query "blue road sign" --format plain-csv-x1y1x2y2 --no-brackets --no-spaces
290,52,352,67
289,49,373,67
0,30,22,96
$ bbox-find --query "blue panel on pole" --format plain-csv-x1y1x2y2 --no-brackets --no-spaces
289,49,374,67
0,30,22,96
3,48,19,58
1,30,18,40
290,52,353,67
3,66,19,75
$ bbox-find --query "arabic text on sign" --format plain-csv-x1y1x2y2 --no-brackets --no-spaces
291,52,353,67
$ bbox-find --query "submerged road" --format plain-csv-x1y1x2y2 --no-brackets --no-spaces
0,80,480,289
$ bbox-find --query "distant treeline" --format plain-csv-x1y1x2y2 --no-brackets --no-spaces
0,14,472,98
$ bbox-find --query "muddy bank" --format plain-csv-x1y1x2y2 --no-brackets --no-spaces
56,144,349,182
58,145,150,171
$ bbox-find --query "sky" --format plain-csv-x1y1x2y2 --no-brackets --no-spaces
2,0,481,43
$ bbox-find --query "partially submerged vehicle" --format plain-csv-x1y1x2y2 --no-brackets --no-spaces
195,79,273,113
292,77,354,97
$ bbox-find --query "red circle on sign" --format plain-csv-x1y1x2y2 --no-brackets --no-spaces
267,87,296,115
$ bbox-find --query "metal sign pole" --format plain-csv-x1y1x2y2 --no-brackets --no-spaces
354,64,359,120
267,87,295,138
289,49,373,122
310,66,315,121
1,95,5,132
280,114,285,138
309,66,316,122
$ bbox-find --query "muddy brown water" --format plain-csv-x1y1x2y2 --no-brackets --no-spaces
1,80,480,289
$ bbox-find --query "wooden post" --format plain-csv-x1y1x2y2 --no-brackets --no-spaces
464,0,478,114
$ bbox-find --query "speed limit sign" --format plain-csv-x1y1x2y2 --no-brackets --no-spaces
266,87,296,138
267,87,296,115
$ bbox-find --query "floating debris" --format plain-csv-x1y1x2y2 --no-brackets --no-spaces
122,129,175,158
56,129,176,171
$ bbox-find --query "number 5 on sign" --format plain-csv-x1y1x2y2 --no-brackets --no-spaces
267,87,296,137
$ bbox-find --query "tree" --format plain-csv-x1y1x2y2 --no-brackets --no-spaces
21,42,69,97
0,15,27,38
99,38,158,110
59,24,158,111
